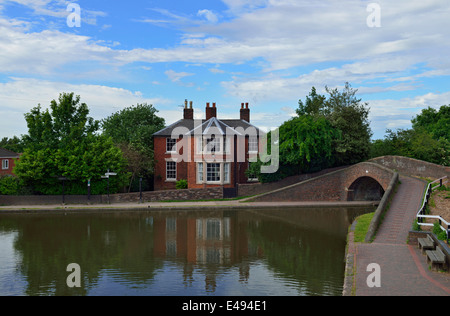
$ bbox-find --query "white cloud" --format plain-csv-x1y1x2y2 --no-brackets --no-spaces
3,0,106,25
164,69,194,83
367,91,450,138
2,0,450,79
0,17,116,74
197,9,219,23
0,77,170,137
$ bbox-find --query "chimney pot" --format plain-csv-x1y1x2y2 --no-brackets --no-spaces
240,103,250,122
206,102,217,120
183,100,194,119
189,101,193,109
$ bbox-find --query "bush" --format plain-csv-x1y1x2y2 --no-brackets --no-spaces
433,221,448,241
176,179,188,190
0,176,22,195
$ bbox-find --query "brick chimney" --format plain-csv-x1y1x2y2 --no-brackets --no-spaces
240,102,250,122
206,102,217,120
183,99,194,120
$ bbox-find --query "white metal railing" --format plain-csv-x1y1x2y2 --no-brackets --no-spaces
416,176,449,241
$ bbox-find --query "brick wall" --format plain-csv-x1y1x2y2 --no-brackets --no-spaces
0,158,17,177
246,162,396,202
370,156,450,179
153,136,188,191
237,166,347,197
0,187,224,206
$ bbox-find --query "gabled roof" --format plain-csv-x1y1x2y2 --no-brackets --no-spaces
153,117,263,137
0,148,20,158
187,117,242,136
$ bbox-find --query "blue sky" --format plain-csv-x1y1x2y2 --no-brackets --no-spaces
1,0,450,140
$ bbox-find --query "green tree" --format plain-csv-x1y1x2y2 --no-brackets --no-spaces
15,93,128,195
248,115,340,183
0,136,25,153
324,82,372,165
370,105,449,166
412,105,450,140
296,87,328,117
102,103,165,191
296,83,372,166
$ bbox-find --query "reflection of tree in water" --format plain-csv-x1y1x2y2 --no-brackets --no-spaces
246,220,347,296
1,213,161,296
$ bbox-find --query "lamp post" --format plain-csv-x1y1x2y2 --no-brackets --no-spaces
102,169,117,204
139,177,143,204
87,179,91,202
57,176,69,205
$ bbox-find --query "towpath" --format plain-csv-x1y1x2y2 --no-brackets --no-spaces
345,175,450,296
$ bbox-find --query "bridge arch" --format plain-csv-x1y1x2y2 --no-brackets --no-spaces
346,176,385,201
246,161,397,203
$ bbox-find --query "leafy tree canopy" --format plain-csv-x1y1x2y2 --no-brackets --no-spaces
296,82,372,165
101,103,165,191
248,115,340,183
411,105,449,140
15,92,127,195
101,103,165,148
0,136,25,153
370,105,449,166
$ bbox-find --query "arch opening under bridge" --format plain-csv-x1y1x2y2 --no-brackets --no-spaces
347,176,385,201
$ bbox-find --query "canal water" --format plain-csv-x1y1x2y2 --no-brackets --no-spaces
0,206,374,296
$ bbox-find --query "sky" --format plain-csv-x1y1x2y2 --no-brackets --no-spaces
0,0,449,140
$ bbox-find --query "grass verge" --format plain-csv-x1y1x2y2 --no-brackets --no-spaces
354,212,375,243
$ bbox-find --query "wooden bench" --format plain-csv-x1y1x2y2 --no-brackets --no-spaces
418,234,435,254
426,247,447,271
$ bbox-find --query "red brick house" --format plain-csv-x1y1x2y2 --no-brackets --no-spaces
153,101,263,191
0,148,20,177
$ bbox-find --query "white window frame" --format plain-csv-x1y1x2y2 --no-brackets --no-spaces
248,136,258,153
197,162,231,184
2,159,9,170
207,163,221,183
197,136,230,154
166,138,177,153
197,162,204,183
206,136,221,154
224,163,230,184
166,161,177,181
196,137,203,154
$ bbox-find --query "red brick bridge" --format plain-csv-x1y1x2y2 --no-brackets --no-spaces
246,156,449,203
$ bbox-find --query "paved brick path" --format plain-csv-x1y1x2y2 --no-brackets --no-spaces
349,175,450,296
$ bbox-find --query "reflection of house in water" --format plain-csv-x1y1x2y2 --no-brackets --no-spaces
152,215,264,293
195,218,231,264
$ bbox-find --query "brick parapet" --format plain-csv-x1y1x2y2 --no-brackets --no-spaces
246,162,396,203
370,156,450,179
